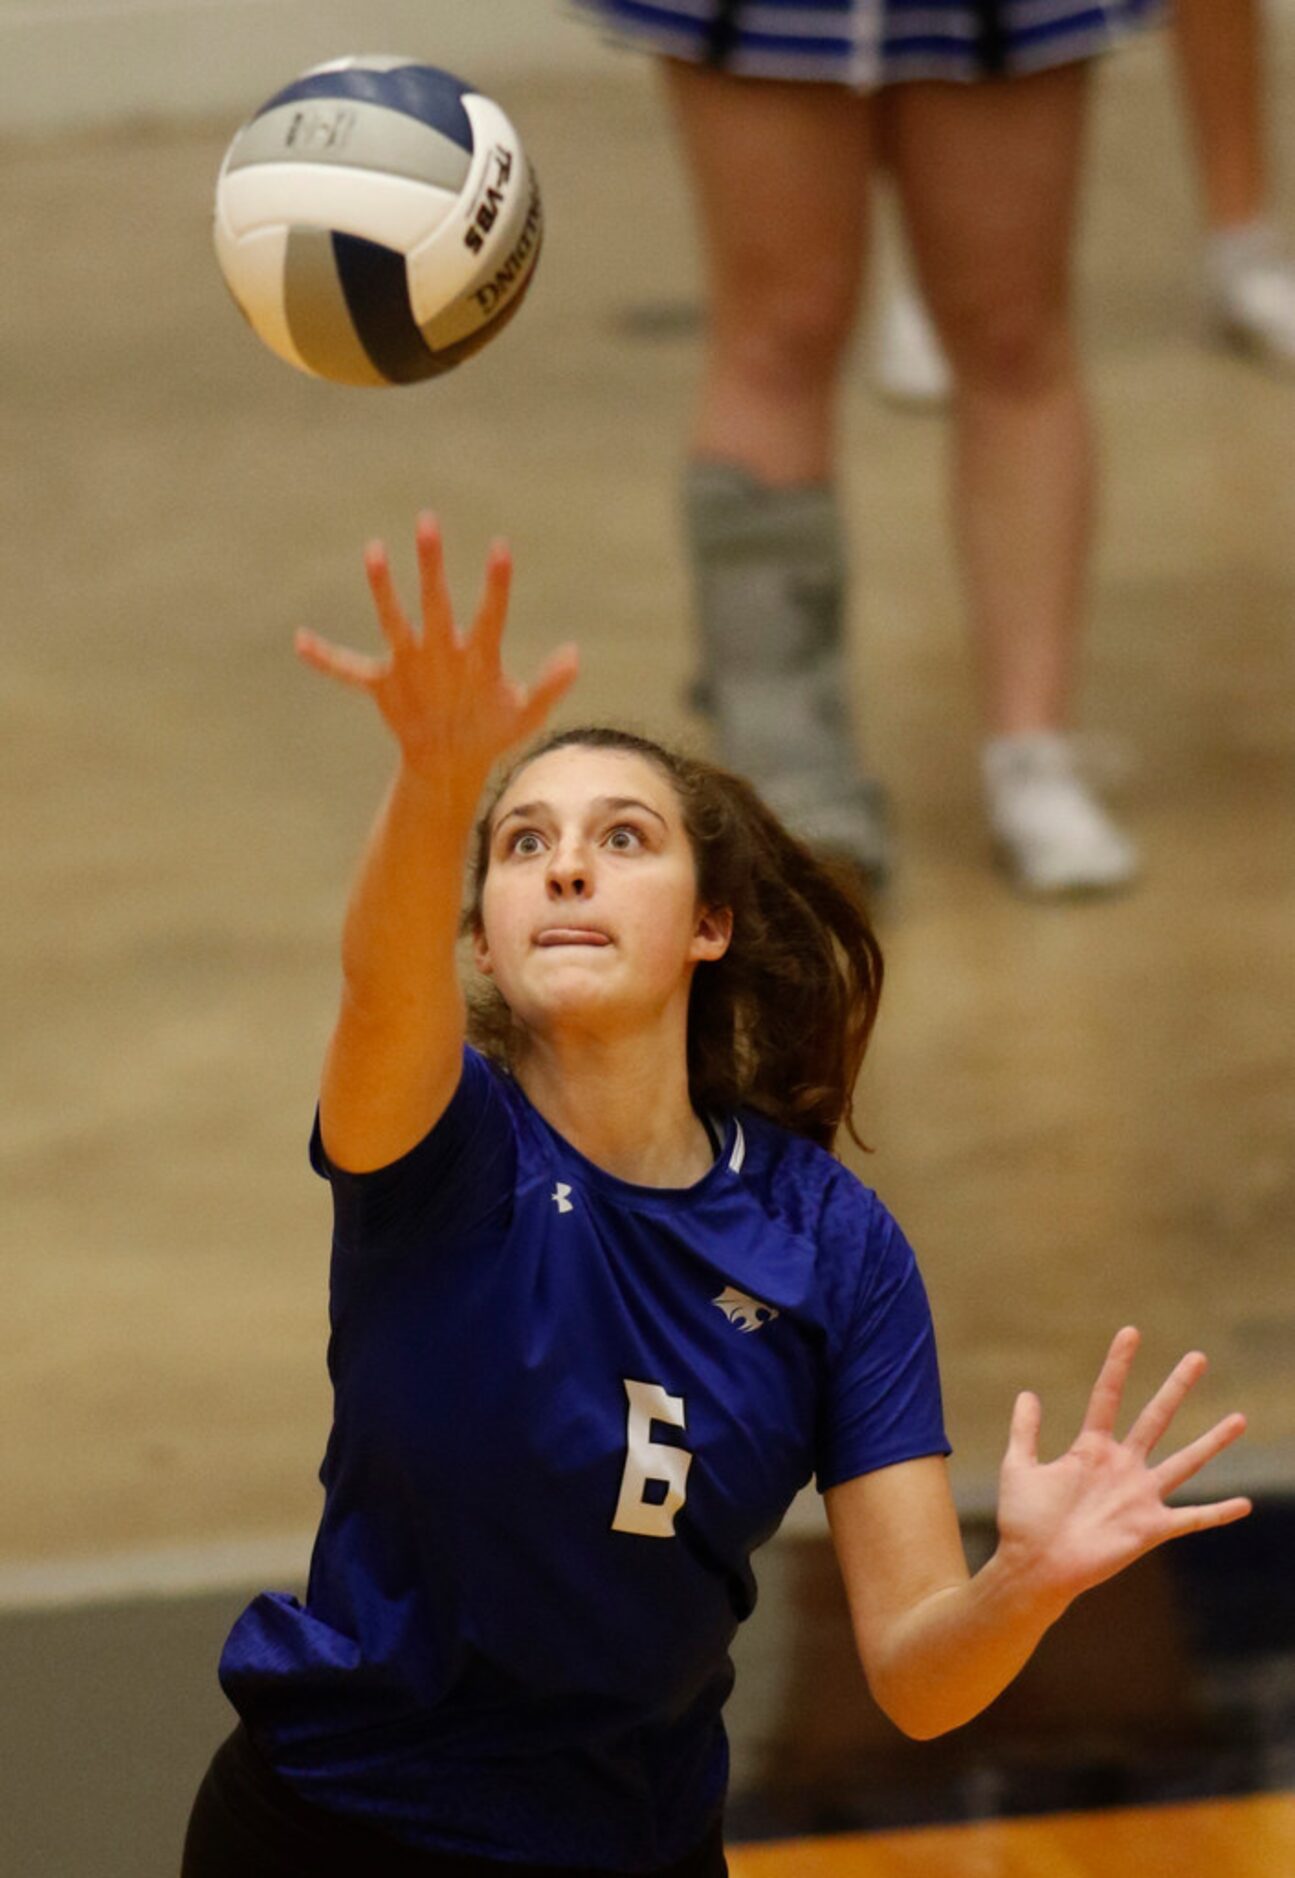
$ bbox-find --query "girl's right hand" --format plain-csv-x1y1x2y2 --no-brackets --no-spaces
295,511,579,797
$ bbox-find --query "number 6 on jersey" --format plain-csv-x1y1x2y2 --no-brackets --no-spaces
612,1380,692,1538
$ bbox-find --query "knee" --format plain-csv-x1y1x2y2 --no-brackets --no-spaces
714,263,860,398
938,292,1074,399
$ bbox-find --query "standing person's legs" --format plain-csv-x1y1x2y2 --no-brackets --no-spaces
1174,0,1267,232
658,61,890,880
885,65,1137,892
660,60,870,484
886,65,1092,740
1173,0,1295,367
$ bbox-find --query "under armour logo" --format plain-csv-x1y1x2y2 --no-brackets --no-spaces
551,1182,573,1214
713,1286,778,1333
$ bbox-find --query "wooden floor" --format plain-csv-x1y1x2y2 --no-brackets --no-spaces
728,1792,1295,1876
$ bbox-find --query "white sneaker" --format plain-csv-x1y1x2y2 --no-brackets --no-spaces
981,732,1140,897
1204,221,1295,373
872,280,952,409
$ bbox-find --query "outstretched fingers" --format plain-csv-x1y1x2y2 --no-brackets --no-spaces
294,627,385,692
364,538,418,660
1125,1350,1209,1459
299,514,576,751
415,512,457,654
1005,1390,1042,1469
1162,1493,1253,1540
1079,1326,1141,1438
516,644,580,742
469,539,514,673
1155,1411,1249,1497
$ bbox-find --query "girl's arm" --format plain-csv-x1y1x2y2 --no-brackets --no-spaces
295,512,577,1174
826,1327,1250,1740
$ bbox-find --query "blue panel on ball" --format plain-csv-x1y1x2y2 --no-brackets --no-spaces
255,64,474,152
330,232,443,385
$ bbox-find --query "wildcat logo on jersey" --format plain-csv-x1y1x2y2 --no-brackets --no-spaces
712,1286,779,1333
551,1182,574,1214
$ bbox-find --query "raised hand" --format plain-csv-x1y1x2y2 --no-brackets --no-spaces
995,1327,1250,1608
294,511,579,796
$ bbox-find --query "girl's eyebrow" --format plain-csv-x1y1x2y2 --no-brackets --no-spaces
494,796,669,833
597,796,669,829
495,801,546,830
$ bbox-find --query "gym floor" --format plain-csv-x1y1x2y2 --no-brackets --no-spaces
2,19,1292,1876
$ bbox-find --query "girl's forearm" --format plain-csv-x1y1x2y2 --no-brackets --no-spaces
868,1548,1071,1740
337,759,483,1018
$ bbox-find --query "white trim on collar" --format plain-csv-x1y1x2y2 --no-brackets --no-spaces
728,1119,746,1174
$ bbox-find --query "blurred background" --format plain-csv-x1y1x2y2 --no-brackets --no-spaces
1,3,1292,1873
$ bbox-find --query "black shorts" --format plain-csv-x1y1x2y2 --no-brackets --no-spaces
182,1725,729,1878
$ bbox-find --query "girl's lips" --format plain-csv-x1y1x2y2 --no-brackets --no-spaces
535,928,612,947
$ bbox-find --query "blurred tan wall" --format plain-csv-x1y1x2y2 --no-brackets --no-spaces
0,0,617,135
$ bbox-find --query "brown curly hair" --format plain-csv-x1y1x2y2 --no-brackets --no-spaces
461,726,884,1154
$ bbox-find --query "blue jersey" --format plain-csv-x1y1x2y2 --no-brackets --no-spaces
219,1048,949,1870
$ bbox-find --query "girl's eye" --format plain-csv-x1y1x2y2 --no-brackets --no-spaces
606,825,644,852
509,831,544,856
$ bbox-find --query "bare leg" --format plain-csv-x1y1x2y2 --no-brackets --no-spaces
886,66,1136,892
880,2,1290,398
659,61,890,879
885,64,1093,738
1173,0,1295,369
659,60,871,485
1172,0,1267,232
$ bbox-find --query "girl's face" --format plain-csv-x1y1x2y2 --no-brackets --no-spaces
474,746,731,1043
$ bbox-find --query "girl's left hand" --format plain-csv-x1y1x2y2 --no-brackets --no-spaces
996,1327,1251,1608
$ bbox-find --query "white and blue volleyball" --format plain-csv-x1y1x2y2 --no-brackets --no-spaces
213,58,542,387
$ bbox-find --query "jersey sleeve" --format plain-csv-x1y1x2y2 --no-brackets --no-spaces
308,1045,517,1258
815,1188,951,1493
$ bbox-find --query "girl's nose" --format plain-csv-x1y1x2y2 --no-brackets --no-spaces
546,844,590,897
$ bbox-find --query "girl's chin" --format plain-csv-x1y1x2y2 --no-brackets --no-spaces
508,986,663,1037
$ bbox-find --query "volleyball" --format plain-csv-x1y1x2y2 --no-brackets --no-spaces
213,57,543,387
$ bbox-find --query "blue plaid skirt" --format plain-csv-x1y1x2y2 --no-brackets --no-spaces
574,0,1161,86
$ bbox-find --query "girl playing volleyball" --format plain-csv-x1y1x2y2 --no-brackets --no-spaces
183,514,1249,1878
